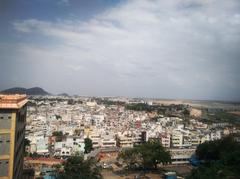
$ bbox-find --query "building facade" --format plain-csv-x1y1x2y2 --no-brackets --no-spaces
0,95,28,179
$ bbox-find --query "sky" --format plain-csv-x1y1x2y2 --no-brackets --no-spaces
0,0,240,101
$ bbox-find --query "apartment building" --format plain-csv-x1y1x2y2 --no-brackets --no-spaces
169,148,195,164
160,133,171,148
89,133,101,148
100,137,116,148
116,133,133,148
0,95,28,179
171,131,183,147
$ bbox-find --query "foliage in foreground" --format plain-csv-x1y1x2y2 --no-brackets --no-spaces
58,155,102,179
118,140,171,170
187,136,240,179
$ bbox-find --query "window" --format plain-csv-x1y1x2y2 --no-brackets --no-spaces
0,160,9,177
0,134,10,155
0,113,12,129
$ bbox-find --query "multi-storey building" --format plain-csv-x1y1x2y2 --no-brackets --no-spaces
100,137,116,148
89,133,101,148
171,131,183,147
160,133,171,148
0,95,28,179
169,148,195,164
116,133,133,148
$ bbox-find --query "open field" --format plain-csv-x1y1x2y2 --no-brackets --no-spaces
152,99,240,110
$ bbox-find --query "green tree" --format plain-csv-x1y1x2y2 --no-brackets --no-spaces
24,138,31,147
118,141,171,170
84,138,93,154
24,138,31,156
187,136,240,178
52,131,64,142
136,141,171,169
118,148,140,169
59,155,102,179
196,140,220,161
30,152,40,159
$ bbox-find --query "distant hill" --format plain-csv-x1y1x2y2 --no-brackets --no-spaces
1,87,50,95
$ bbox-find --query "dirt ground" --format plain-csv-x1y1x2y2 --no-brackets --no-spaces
228,111,240,116
190,108,202,117
102,165,192,179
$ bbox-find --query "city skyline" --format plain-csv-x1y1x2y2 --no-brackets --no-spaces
1,0,240,101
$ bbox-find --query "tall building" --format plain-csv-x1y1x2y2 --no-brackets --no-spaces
0,95,28,179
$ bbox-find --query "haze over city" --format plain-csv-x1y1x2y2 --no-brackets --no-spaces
0,0,240,101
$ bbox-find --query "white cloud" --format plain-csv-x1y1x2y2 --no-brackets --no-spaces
9,0,240,100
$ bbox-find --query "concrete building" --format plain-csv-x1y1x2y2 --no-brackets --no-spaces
160,133,171,148
0,95,28,179
116,133,133,148
35,136,49,155
210,130,221,140
171,131,183,147
169,148,195,164
100,137,116,148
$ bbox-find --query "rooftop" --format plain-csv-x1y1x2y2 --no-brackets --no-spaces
0,94,28,109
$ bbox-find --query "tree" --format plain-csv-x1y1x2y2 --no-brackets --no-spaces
183,109,190,116
24,138,31,156
30,152,40,159
24,138,31,147
52,131,64,142
118,141,171,170
187,136,240,178
136,141,171,169
195,140,220,161
118,148,140,169
84,138,93,154
58,155,102,179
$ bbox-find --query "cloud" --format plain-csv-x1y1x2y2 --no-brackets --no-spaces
6,0,240,100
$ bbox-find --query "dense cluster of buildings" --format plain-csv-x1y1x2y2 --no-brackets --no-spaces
25,96,238,165
0,95,239,179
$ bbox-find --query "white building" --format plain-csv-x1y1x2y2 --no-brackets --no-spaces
35,136,49,155
171,131,183,147
169,148,195,164
117,132,133,148
100,136,116,148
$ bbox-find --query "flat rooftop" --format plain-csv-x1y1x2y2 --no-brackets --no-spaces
0,94,28,109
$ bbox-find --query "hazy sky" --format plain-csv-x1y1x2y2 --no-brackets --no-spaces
0,0,240,101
